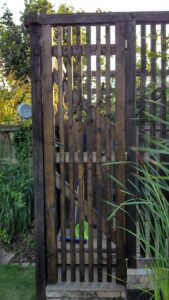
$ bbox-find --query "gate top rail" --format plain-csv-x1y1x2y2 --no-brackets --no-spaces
25,11,169,27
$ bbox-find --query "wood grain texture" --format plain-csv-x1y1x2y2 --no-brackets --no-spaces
41,25,57,284
95,25,103,282
76,26,85,282
57,26,66,281
161,24,166,138
66,26,76,282
55,151,115,163
125,22,136,268
52,44,116,57
86,25,94,282
30,23,46,300
25,11,169,26
139,24,146,147
105,24,113,282
115,22,126,283
150,24,156,139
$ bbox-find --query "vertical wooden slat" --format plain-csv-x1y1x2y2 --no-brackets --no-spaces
150,25,157,256
150,24,156,138
67,26,76,281
57,26,66,281
86,25,94,282
41,25,57,284
125,22,136,268
76,26,85,282
30,23,46,300
115,22,126,283
138,25,146,258
96,25,102,282
139,25,146,258
105,24,112,282
161,24,166,138
140,25,146,147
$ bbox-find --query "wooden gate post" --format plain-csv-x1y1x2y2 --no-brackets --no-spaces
41,25,57,283
29,22,46,300
125,21,137,268
115,22,126,283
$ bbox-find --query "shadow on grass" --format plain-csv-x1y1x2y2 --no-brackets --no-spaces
0,264,36,300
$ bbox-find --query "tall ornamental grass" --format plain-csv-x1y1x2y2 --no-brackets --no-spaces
109,112,169,300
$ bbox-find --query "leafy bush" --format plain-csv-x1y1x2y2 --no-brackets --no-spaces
0,125,33,241
0,73,31,125
0,228,11,244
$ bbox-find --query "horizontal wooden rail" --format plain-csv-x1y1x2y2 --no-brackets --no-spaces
52,44,116,57
56,152,115,163
25,12,169,26
53,69,169,82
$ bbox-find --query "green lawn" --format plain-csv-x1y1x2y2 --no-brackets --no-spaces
0,265,36,300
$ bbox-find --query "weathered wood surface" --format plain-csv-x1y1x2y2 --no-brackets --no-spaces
139,24,146,147
41,25,57,284
54,68,169,79
57,26,67,282
0,126,18,165
105,24,113,282
53,44,116,57
76,25,85,282
95,25,102,282
150,24,156,139
125,22,136,268
115,22,126,283
25,11,169,26
55,152,115,163
161,24,166,139
30,24,46,300
86,25,94,282
67,26,76,282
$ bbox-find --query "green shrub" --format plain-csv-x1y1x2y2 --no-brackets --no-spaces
0,125,33,240
0,228,11,244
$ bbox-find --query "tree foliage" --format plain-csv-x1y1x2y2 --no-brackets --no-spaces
0,5,30,79
0,73,31,124
0,0,75,125
0,0,75,80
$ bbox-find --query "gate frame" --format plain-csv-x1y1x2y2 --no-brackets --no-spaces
25,11,169,300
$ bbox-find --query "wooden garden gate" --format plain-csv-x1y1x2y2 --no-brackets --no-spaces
25,11,169,300
26,12,136,298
